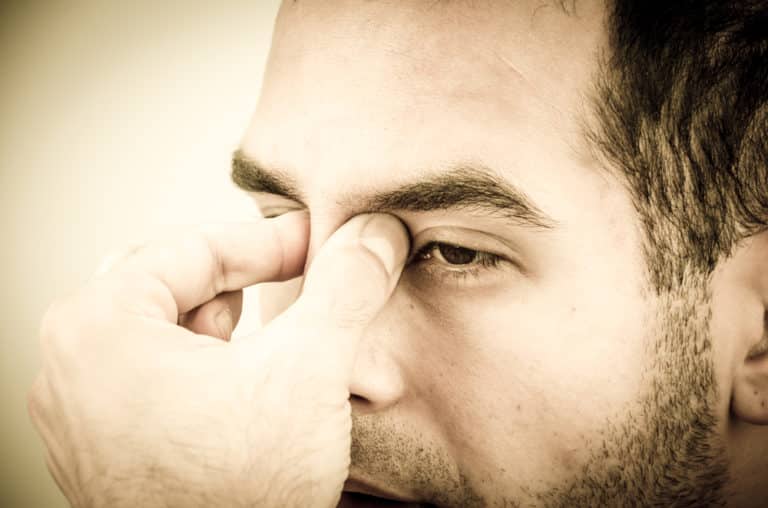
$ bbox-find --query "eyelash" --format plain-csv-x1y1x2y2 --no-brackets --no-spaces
409,241,505,282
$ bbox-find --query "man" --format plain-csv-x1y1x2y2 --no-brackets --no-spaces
29,0,767,506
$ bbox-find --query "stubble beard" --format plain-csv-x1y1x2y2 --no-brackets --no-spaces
539,271,729,507
349,272,730,507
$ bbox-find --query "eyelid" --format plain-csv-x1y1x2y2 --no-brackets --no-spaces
261,208,303,219
248,192,305,218
249,192,302,206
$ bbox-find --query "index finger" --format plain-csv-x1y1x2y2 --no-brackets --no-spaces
112,210,309,322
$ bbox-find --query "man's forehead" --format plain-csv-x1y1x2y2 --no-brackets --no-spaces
272,0,605,84
258,0,605,141
241,0,608,214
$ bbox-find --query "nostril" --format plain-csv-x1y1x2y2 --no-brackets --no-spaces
349,393,372,409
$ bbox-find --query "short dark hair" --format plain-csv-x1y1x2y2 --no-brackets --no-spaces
591,0,768,291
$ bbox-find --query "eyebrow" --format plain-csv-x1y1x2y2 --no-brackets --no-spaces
231,149,556,230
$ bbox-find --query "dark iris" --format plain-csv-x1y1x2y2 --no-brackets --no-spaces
437,243,478,265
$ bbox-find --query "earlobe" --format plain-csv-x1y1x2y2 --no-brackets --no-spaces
732,317,768,425
726,229,768,425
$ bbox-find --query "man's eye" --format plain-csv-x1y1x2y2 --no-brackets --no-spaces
259,207,304,219
415,242,486,265
409,241,506,283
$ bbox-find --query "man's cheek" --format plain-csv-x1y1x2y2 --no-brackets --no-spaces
259,276,304,325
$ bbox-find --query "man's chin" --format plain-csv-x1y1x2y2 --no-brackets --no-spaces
337,492,433,508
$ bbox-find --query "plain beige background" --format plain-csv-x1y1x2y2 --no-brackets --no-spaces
1,1,281,505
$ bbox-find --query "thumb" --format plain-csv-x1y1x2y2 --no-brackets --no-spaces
270,214,410,375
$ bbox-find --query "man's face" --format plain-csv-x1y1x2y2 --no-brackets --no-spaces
237,0,729,505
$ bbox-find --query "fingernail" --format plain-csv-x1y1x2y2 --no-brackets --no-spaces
359,215,410,276
215,307,233,338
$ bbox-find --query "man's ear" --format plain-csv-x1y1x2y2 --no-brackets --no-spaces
732,312,768,424
730,230,768,425
732,314,768,424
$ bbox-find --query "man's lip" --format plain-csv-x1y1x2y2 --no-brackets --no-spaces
342,478,422,504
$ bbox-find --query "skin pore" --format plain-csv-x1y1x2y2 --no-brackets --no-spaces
233,0,766,505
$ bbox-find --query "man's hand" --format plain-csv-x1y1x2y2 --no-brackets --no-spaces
28,211,409,508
